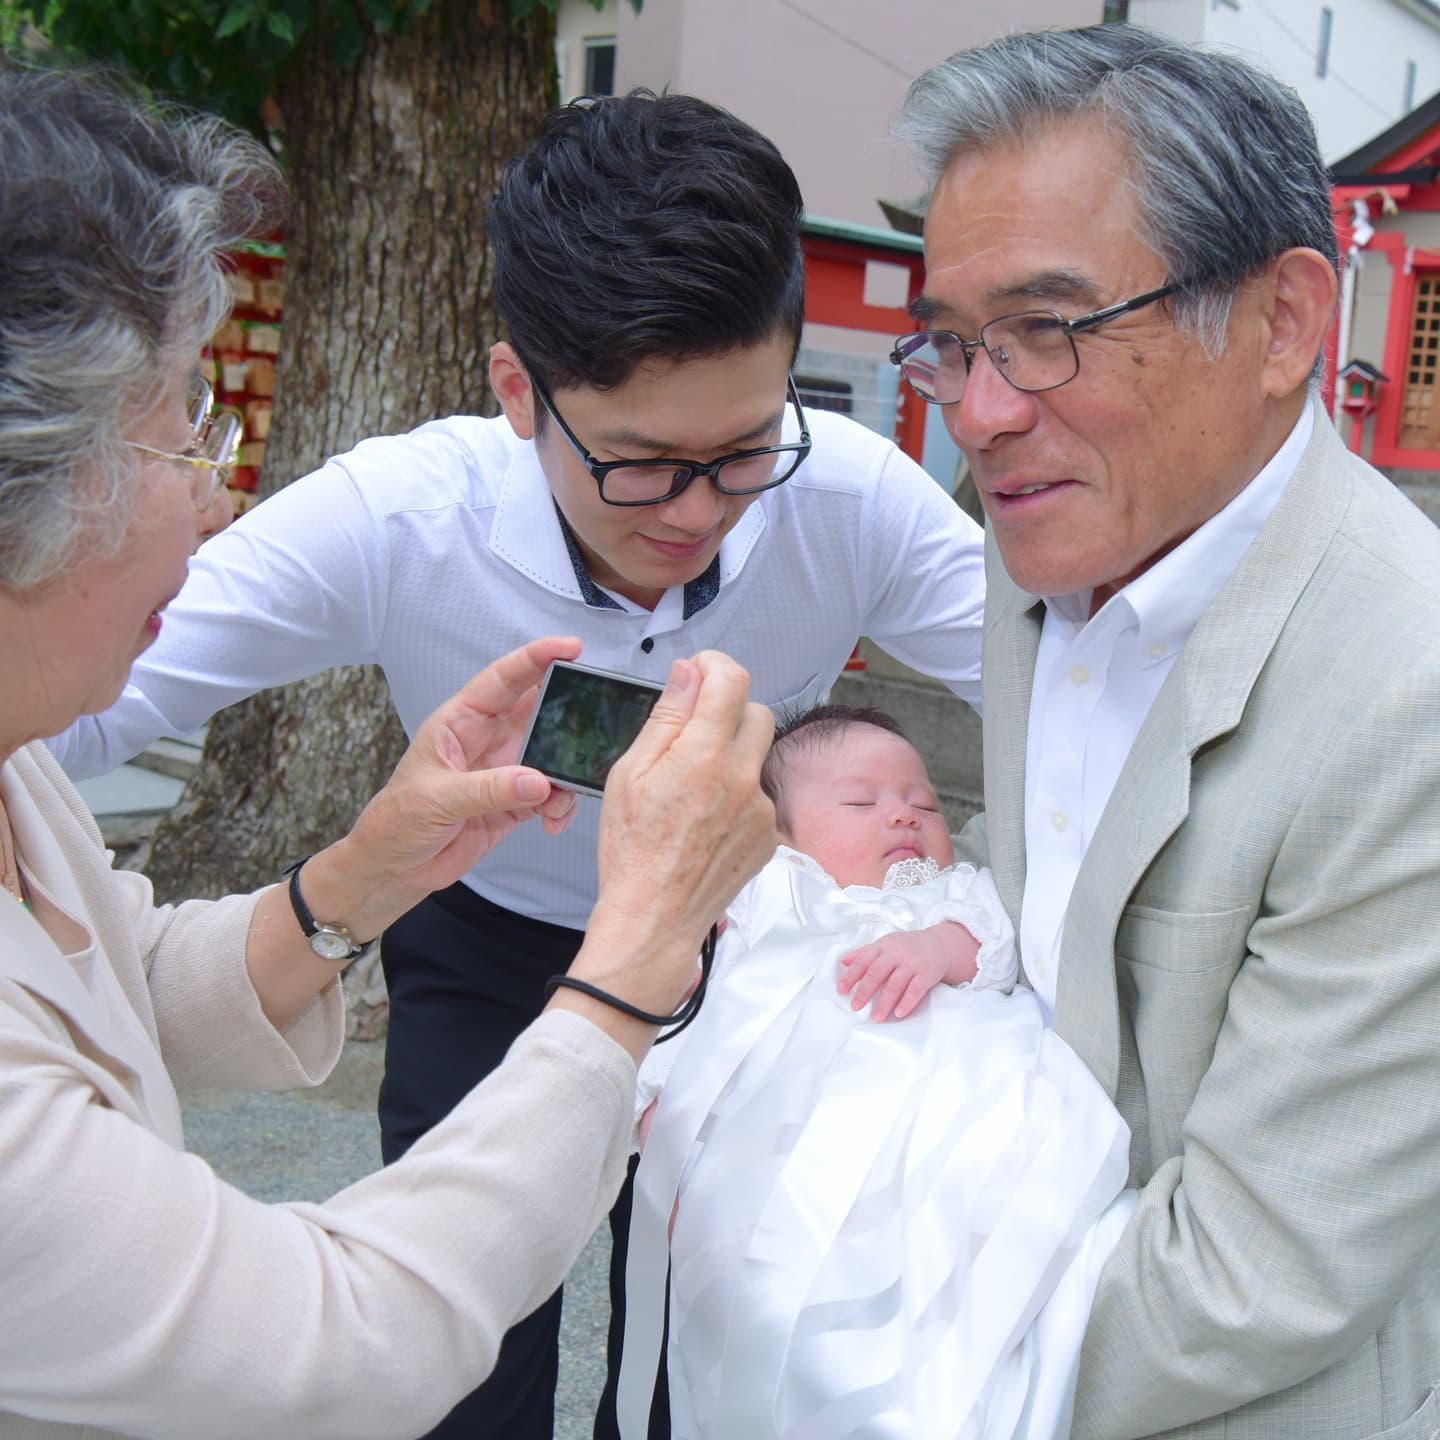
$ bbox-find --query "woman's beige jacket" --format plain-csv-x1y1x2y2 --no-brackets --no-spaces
0,743,634,1440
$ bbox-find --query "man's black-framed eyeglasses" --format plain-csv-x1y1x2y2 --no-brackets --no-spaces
530,373,813,507
890,283,1181,405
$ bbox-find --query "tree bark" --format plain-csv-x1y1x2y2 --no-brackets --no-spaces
144,2,557,906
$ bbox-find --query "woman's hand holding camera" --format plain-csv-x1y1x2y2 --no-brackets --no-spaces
248,637,586,1029
257,640,773,1056
552,651,777,1059
297,636,586,949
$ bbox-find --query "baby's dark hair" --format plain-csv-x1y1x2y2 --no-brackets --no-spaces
761,704,909,831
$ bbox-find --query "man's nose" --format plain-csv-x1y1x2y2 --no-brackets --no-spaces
944,345,1038,454
653,473,726,532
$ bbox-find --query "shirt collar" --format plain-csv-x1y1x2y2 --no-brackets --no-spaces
1045,404,1314,660
550,504,723,617
553,506,623,611
490,436,766,618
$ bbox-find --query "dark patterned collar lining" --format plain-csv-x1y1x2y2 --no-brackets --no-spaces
682,555,721,620
555,504,623,611
554,503,722,619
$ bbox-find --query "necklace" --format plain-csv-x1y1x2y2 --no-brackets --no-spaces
0,791,25,906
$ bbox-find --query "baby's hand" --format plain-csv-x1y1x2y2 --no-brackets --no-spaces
837,922,981,1022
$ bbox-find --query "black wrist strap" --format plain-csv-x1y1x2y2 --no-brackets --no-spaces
282,853,375,950
283,855,318,937
545,923,719,1045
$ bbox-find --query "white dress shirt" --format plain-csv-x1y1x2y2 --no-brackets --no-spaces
52,408,985,929
1020,407,1313,1013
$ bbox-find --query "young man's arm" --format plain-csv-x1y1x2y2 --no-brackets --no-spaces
854,440,987,712
49,450,392,778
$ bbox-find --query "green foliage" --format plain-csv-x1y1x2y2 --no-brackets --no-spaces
9,0,640,131
0,0,57,52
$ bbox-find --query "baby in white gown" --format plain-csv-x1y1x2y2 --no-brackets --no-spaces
619,707,1137,1440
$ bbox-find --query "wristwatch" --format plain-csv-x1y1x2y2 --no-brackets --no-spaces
285,856,377,963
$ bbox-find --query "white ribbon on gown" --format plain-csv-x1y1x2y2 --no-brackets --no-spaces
620,851,1136,1440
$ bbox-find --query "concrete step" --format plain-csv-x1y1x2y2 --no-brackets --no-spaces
932,783,983,835
69,730,205,858
127,735,205,782
71,763,187,826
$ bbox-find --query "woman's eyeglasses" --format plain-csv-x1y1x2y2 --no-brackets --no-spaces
127,376,242,510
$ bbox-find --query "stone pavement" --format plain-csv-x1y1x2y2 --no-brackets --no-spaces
181,1037,614,1439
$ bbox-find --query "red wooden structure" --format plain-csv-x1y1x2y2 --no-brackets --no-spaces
1330,94,1440,470
800,217,928,464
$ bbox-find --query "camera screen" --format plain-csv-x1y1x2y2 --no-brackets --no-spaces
519,661,664,797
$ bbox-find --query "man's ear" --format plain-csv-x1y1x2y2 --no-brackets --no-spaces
1260,247,1339,400
490,341,536,440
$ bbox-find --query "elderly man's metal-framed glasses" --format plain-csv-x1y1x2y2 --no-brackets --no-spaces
127,376,241,510
531,373,813,507
890,283,1181,405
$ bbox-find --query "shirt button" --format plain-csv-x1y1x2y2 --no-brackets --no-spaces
640,637,655,654
1148,642,1166,660
1050,811,1069,834
1069,664,1090,686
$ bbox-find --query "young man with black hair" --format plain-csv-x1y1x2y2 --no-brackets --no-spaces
53,91,986,1440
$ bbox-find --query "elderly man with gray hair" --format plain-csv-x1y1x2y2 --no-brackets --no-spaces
892,23,1440,1440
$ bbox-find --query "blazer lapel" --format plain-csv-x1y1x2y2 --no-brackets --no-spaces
980,534,1042,931
1055,676,1192,1094
1,753,152,1099
1050,406,1353,1096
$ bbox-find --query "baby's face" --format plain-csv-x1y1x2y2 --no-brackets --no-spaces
778,726,954,888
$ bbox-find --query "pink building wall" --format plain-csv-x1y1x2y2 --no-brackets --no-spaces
612,0,1100,230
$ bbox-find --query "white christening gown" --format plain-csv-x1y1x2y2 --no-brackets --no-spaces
619,848,1136,1440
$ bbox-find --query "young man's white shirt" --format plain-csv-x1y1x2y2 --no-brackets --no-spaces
51,407,985,929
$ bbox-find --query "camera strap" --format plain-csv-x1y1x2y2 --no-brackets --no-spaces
545,922,719,1044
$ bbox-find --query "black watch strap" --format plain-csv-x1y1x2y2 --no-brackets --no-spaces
283,855,374,961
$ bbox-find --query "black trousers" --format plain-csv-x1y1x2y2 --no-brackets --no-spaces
379,883,669,1440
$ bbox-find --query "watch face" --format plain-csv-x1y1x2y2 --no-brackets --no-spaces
309,927,356,962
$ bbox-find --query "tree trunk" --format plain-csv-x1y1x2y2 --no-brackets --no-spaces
144,2,557,910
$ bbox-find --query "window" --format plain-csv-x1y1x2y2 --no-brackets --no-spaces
1317,7,1332,79
794,376,854,416
1399,275,1440,449
1405,59,1418,113
584,36,616,96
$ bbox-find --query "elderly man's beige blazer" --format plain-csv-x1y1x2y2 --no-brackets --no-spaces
972,412,1440,1440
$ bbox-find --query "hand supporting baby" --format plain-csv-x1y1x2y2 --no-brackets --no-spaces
837,921,981,1022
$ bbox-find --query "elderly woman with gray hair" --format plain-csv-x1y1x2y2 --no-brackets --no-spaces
0,65,774,1440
